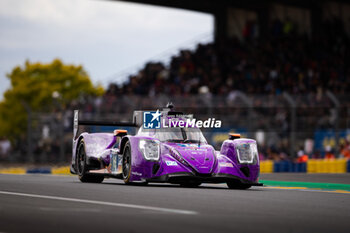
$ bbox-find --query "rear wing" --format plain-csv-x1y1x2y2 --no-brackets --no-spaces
73,110,137,139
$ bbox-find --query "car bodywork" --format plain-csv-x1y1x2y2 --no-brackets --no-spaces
71,107,262,188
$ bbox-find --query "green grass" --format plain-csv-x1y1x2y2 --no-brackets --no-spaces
260,180,350,191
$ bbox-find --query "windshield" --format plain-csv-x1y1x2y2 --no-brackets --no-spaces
139,127,207,143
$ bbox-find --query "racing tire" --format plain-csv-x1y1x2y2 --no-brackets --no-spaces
226,181,251,190
122,142,132,184
76,140,104,183
180,182,202,188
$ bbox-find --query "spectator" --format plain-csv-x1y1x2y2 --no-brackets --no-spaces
324,146,335,159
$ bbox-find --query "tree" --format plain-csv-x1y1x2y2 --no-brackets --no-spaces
0,59,104,142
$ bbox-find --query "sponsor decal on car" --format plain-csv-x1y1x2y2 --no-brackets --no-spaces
176,143,198,147
166,161,178,166
176,144,206,151
184,148,207,151
131,171,143,176
219,162,234,168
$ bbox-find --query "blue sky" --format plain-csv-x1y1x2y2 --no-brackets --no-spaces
0,0,213,99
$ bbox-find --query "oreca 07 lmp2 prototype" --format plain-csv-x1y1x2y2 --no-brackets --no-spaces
70,106,262,189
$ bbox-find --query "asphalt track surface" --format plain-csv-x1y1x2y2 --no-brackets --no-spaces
0,174,350,233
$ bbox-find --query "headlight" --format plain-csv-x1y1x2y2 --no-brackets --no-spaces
139,139,160,161
236,142,258,164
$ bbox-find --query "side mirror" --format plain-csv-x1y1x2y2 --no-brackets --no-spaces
114,129,127,138
229,133,241,140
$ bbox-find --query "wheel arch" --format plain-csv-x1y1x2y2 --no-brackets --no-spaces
119,136,130,154
73,135,86,172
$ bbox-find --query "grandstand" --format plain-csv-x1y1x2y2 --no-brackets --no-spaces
117,0,350,42
98,0,350,160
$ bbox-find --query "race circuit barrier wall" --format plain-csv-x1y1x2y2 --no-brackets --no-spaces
259,160,274,173
273,161,307,173
0,161,349,174
0,166,71,175
307,159,348,173
260,159,350,173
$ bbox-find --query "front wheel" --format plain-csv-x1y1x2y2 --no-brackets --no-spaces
227,181,251,190
122,142,132,184
76,140,104,183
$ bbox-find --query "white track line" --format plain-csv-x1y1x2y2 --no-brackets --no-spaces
0,190,197,215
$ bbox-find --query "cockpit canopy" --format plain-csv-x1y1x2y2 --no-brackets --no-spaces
137,127,207,143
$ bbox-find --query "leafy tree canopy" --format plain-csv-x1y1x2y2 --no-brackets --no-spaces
0,59,104,141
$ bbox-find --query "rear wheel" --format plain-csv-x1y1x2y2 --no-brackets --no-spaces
122,142,132,184
226,181,251,189
76,140,104,183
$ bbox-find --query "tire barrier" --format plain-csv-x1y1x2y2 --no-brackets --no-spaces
0,166,71,175
260,159,349,173
273,161,307,173
26,168,51,174
307,159,347,173
259,160,273,173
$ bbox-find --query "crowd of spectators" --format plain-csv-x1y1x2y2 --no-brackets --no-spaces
258,140,350,162
95,17,350,160
106,18,349,98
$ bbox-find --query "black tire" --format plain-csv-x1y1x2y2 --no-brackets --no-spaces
180,181,202,188
122,142,132,184
76,140,104,183
226,181,251,189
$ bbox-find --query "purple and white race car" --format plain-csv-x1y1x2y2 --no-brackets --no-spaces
70,105,262,189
